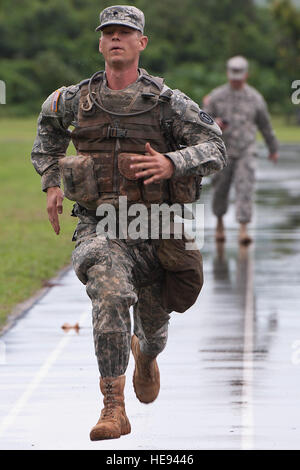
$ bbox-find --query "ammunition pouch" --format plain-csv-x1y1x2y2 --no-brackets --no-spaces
168,175,202,204
59,155,99,203
157,235,203,313
118,152,165,204
60,152,202,209
118,152,141,202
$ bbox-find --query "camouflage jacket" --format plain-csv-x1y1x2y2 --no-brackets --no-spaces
31,69,227,192
204,83,278,158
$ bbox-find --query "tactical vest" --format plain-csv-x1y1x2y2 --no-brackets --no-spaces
60,70,202,210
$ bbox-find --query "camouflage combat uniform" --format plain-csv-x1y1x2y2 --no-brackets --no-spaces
31,69,227,377
204,83,278,223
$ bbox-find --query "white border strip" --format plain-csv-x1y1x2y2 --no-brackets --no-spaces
241,245,255,450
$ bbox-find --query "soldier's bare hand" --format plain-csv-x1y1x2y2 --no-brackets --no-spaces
269,152,279,164
130,142,174,185
46,186,64,235
215,117,228,131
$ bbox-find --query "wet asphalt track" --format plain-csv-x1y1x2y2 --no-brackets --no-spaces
0,144,300,450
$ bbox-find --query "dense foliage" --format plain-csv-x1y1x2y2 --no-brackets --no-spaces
0,0,299,115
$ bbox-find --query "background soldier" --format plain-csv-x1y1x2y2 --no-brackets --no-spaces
31,5,227,441
204,56,279,244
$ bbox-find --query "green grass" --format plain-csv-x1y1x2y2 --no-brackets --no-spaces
0,114,299,329
0,116,78,328
257,115,300,143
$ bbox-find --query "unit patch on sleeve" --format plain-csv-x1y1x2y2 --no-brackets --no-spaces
199,111,214,125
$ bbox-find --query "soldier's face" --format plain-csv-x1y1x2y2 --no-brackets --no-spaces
227,72,248,89
99,25,148,68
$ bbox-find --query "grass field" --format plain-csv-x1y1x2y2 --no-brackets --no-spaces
259,116,300,143
0,115,299,329
0,116,78,328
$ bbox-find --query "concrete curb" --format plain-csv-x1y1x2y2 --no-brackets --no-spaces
0,264,72,337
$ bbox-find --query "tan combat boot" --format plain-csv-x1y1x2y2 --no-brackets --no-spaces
90,375,131,441
239,222,252,245
215,217,226,242
131,335,160,404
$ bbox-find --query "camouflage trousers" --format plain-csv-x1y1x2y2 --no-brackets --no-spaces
71,211,170,378
212,153,256,223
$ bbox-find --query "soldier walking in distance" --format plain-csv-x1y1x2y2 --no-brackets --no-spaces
204,56,279,244
31,5,227,440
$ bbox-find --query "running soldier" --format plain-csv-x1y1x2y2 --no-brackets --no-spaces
31,5,227,440
204,56,279,244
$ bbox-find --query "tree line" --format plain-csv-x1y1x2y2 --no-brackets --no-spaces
0,0,299,116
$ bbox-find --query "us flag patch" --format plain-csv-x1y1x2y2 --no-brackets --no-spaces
51,89,62,112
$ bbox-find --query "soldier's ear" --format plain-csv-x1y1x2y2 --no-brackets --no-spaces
99,37,103,54
139,34,148,52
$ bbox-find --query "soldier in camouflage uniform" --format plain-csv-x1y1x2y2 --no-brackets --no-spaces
204,56,279,244
31,5,227,440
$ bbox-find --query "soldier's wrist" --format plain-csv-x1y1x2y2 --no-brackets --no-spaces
45,185,61,194
164,152,185,178
164,155,175,177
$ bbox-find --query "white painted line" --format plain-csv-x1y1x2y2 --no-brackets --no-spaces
0,310,90,438
241,245,255,450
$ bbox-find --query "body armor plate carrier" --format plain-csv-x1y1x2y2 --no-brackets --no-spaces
59,70,202,210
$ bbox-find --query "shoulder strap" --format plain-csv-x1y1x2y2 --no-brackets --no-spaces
79,78,90,89
79,71,104,89
159,86,179,151
139,69,165,92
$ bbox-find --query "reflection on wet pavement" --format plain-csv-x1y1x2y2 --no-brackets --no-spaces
0,144,300,449
197,144,300,449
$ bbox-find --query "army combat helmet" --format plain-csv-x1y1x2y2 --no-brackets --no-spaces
95,5,145,33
